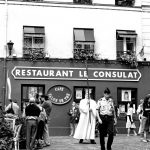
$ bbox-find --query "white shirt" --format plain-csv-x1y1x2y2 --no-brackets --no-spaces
5,102,19,115
97,97,114,116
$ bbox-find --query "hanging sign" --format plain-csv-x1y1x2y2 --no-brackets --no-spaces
12,66,141,81
47,85,72,105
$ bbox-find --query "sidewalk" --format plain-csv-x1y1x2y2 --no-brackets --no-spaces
42,135,150,150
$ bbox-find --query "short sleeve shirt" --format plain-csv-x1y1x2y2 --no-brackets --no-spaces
97,97,114,116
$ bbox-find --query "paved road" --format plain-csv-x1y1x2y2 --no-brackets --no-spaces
42,135,150,150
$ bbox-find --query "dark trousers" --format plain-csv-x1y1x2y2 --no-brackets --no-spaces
99,115,114,150
26,119,38,150
36,120,45,140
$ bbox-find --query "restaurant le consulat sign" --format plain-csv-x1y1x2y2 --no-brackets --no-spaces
11,66,141,81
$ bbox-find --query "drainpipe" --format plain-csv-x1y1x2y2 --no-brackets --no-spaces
3,0,8,107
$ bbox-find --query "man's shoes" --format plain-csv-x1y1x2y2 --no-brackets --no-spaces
79,139,83,143
90,140,96,144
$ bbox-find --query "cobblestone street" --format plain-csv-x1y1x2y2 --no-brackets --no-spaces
41,135,150,150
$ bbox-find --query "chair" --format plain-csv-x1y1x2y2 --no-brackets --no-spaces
5,118,16,131
14,124,22,150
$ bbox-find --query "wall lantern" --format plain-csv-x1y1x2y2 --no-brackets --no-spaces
7,40,14,56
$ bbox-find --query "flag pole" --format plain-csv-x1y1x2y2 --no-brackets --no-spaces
85,55,91,123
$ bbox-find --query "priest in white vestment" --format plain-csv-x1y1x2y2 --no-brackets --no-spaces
73,92,97,144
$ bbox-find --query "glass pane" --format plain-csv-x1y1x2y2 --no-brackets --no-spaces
24,37,32,48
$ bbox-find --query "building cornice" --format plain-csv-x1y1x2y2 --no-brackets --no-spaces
0,0,142,12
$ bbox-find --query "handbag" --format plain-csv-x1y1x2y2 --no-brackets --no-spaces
6,103,15,114
131,122,136,128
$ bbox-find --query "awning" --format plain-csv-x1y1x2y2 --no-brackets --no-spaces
117,30,137,38
74,29,95,42
24,26,45,34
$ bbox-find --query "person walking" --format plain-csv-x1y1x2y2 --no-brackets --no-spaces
137,99,144,135
126,102,137,136
96,88,117,150
42,95,52,146
74,91,97,144
25,97,41,150
140,94,150,142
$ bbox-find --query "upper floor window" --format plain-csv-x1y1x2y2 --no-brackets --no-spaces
73,0,92,5
116,30,137,59
73,28,95,60
23,26,45,58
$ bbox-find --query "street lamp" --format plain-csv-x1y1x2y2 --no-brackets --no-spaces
7,40,14,56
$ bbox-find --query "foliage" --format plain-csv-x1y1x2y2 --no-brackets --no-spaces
0,110,14,150
73,0,92,5
120,52,138,68
116,0,135,7
74,49,94,60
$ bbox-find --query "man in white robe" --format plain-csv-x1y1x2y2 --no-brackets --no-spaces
74,92,97,144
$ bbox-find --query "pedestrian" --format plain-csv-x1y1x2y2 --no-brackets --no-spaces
74,91,97,144
5,99,19,116
25,97,41,150
42,94,52,146
68,101,80,136
137,99,144,134
126,102,137,136
35,94,47,149
96,88,117,150
140,94,150,142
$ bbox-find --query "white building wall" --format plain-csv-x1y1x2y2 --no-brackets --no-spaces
0,1,142,60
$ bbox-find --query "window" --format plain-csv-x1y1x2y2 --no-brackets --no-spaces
73,28,95,60
117,87,137,113
116,30,137,59
23,26,45,58
74,86,95,103
21,84,45,111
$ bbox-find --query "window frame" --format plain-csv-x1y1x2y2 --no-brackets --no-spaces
21,84,45,111
23,26,45,58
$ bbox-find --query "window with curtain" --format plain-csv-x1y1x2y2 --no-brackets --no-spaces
116,30,137,59
73,28,95,60
23,26,45,59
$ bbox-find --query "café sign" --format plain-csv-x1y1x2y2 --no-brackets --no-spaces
12,66,141,81
47,85,72,105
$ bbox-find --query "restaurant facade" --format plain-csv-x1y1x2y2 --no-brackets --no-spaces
0,0,150,135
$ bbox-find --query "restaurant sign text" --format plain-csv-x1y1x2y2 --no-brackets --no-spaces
12,66,141,81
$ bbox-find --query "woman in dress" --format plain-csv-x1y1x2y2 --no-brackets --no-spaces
126,102,137,136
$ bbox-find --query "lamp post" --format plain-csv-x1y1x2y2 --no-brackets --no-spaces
7,40,14,56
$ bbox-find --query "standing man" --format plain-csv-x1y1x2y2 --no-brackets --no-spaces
42,95,52,146
97,88,117,150
25,97,41,150
74,92,97,144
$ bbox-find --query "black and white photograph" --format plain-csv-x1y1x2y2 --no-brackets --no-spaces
0,0,150,150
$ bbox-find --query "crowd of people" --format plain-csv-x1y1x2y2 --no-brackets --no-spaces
4,94,52,150
3,88,150,150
